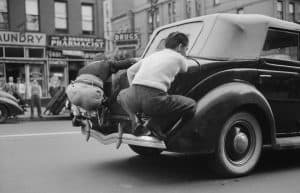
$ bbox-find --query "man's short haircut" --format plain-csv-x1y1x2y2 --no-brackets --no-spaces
165,32,189,49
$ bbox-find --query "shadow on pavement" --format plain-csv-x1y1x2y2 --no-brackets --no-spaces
256,149,300,174
89,153,230,184
87,148,300,183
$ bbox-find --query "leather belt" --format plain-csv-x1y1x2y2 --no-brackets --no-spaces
73,79,103,90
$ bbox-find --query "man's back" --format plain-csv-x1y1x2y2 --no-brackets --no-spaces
131,49,187,92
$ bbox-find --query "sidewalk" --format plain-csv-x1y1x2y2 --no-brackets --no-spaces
17,107,71,121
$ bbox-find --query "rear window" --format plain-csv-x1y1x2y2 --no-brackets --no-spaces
261,29,299,61
143,22,203,57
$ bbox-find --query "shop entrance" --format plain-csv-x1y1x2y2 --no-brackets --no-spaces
68,61,84,82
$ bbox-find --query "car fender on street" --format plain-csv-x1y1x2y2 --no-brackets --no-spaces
0,96,24,115
167,82,276,153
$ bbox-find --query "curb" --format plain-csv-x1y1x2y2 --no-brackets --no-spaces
18,116,71,122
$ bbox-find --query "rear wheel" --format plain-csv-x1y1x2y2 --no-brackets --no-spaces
128,145,163,156
0,104,8,123
212,112,262,177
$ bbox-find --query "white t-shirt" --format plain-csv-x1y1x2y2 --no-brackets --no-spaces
128,49,187,92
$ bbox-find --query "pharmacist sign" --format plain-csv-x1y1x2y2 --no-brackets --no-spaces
49,35,105,51
0,31,46,46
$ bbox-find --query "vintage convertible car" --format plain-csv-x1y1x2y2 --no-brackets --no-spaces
0,90,24,123
75,13,300,177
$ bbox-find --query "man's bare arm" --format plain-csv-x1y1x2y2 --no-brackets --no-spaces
127,60,142,85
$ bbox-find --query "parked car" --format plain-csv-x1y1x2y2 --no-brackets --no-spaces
0,90,24,123
73,14,300,177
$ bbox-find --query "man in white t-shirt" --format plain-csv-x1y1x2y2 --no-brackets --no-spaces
118,32,198,139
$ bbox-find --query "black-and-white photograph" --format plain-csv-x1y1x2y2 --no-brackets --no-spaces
1,0,300,192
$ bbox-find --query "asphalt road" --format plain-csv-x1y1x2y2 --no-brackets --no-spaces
1,120,300,193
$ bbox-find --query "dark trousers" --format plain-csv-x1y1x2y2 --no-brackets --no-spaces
31,95,42,117
118,85,196,134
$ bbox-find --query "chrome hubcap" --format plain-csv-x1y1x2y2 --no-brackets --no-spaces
233,130,249,154
225,121,255,165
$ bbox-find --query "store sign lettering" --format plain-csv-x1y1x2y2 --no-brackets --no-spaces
0,31,46,46
114,32,140,48
49,36,105,51
114,32,139,41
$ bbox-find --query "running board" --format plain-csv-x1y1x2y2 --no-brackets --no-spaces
276,136,300,149
81,127,166,149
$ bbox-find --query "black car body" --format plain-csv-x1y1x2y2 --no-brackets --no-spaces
0,90,24,123
78,14,300,176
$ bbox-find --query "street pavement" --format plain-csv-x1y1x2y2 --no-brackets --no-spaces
1,120,300,193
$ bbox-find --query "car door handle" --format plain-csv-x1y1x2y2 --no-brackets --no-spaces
259,74,272,78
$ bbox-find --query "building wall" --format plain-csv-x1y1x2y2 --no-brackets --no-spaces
40,0,55,34
8,0,104,36
112,0,134,16
203,0,275,16
132,0,300,56
8,0,26,32
110,0,136,57
1,0,105,99
133,0,190,56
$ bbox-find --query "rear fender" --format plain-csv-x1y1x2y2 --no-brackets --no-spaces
167,82,275,153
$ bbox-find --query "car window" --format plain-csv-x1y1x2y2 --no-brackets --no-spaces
261,29,299,61
143,22,203,57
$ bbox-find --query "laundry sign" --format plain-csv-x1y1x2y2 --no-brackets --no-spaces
0,31,46,46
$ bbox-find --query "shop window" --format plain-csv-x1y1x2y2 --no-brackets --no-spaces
0,0,8,30
81,4,94,35
5,63,26,97
25,0,40,31
28,48,44,58
55,1,68,32
0,47,3,57
0,63,4,89
5,47,24,57
49,62,66,97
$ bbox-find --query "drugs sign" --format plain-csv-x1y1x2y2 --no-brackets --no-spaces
114,32,140,49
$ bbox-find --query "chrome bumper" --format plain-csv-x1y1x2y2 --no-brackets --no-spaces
81,125,167,149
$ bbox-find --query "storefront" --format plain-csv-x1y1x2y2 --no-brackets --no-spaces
113,32,140,59
48,35,105,88
0,31,47,98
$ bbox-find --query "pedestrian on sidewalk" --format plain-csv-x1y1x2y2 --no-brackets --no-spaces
29,78,43,119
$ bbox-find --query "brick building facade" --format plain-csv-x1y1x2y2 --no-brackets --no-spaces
0,0,104,99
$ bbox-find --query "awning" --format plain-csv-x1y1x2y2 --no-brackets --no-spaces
62,50,84,57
